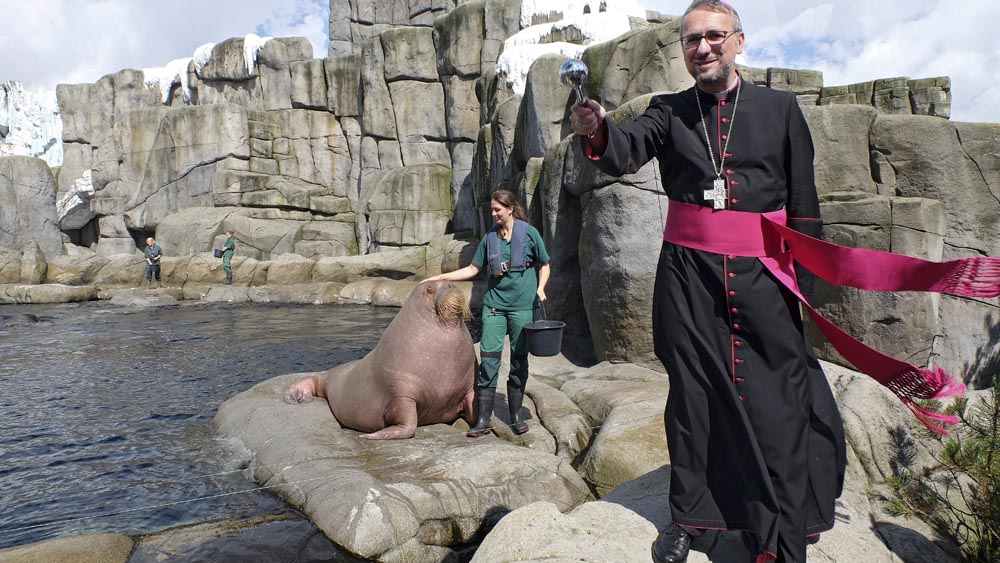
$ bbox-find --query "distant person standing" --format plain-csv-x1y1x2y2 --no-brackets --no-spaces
220,230,236,285
144,237,163,289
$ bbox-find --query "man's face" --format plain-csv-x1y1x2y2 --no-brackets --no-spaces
146,238,154,245
681,8,744,91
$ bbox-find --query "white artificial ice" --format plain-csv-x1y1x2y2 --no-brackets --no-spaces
56,169,96,230
142,34,273,105
496,0,649,95
0,81,63,167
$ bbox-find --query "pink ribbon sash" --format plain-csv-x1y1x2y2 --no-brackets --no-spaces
662,200,999,433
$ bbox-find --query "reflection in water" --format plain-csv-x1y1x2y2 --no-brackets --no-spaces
0,301,397,550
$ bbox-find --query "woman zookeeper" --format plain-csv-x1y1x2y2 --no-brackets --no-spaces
425,189,551,437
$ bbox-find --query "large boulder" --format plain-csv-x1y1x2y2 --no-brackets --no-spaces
801,105,879,195
592,20,691,110
0,283,97,304
517,54,573,163
0,156,64,260
434,2,485,78
579,180,667,369
561,378,670,496
362,164,452,248
360,37,397,139
808,193,945,372
124,103,250,230
214,372,593,562
312,246,428,283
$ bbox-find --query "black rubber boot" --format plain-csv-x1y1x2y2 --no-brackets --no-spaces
507,384,529,435
467,386,495,437
225,271,233,285
146,279,151,289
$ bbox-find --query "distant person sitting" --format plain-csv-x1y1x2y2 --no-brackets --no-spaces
144,237,162,289
219,230,236,285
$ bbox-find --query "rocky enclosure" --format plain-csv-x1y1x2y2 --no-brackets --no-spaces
0,1,998,560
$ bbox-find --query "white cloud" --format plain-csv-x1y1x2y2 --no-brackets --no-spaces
0,0,330,91
641,0,1000,123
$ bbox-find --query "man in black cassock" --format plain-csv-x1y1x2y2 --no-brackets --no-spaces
570,1,846,562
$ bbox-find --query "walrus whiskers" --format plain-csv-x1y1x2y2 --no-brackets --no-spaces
436,289,470,325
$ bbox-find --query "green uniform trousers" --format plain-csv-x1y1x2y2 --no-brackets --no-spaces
479,307,534,389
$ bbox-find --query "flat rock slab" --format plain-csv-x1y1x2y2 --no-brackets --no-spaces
0,284,98,304
0,533,133,563
214,373,592,562
107,290,180,307
128,513,360,563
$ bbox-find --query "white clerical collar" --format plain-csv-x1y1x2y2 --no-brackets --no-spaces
698,74,742,101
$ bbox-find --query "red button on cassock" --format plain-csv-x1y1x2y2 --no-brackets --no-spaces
726,169,734,174
729,291,736,297
735,359,744,365
739,395,745,401
733,323,741,329
721,134,728,140
727,255,735,260
731,307,738,313
728,272,736,278
734,341,743,347
730,198,739,204
735,376,745,382
721,117,729,123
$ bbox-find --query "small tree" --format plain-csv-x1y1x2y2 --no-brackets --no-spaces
886,377,1000,563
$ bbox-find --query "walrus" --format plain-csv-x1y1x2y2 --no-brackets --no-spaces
0,313,39,327
283,280,478,439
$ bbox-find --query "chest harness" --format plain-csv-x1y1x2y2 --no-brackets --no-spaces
487,219,531,277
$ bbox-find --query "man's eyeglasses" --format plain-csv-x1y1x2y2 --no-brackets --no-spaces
680,30,740,50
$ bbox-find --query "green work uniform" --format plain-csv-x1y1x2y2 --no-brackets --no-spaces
222,236,236,273
472,222,550,389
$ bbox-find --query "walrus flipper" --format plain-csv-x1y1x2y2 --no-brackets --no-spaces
360,397,418,440
282,376,319,404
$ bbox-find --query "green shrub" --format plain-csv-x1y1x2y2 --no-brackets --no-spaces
887,377,1000,563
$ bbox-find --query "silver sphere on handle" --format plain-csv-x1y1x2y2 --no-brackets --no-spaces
559,58,589,106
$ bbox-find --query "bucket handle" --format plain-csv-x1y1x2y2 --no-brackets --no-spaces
536,300,548,322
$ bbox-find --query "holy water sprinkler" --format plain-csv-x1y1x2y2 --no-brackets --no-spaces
559,58,589,106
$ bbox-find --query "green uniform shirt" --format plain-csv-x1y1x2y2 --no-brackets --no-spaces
472,223,550,311
144,244,162,263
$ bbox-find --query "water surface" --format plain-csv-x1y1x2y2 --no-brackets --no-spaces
0,300,399,550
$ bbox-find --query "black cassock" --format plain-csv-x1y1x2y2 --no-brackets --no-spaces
587,80,847,561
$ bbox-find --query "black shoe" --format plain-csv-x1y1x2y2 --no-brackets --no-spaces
467,386,495,437
652,525,691,563
507,384,529,435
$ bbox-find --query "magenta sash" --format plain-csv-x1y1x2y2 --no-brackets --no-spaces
663,200,1000,433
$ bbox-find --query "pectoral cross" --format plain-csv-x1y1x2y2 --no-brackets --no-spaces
703,178,727,209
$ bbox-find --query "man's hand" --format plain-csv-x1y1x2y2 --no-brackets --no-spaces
569,99,607,137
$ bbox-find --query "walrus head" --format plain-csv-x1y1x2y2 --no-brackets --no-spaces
427,281,470,326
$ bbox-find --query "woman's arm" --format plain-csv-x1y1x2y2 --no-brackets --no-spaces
536,262,550,302
425,264,481,283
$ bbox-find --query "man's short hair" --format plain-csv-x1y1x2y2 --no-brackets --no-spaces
681,0,743,34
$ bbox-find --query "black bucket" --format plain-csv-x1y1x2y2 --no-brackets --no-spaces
213,248,224,258
524,320,565,357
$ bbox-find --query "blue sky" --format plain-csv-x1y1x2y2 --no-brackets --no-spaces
0,0,995,123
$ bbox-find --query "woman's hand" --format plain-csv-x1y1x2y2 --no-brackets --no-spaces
536,288,547,302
